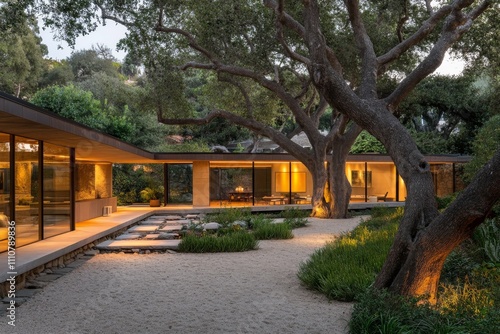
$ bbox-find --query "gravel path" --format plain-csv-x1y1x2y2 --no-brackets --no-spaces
2,216,363,334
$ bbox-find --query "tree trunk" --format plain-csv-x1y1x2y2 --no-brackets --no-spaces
375,149,500,304
309,152,352,219
310,160,331,218
327,154,352,218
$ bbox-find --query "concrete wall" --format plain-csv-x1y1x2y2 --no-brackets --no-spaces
75,197,117,223
192,161,210,207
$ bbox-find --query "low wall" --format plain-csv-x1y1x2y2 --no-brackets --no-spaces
75,197,117,223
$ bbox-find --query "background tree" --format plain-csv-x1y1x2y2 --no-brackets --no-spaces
399,75,493,154
0,7,46,97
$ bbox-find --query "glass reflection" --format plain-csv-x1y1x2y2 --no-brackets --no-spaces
15,137,40,247
43,143,71,238
0,133,11,253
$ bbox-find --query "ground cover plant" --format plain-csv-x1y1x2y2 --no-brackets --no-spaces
178,207,309,252
298,206,499,333
177,231,258,253
298,207,401,301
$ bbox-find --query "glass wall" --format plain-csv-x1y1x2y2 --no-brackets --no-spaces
43,143,71,238
347,162,401,202
0,132,75,253
167,164,192,204
15,136,40,247
209,161,313,206
0,133,11,252
210,163,253,203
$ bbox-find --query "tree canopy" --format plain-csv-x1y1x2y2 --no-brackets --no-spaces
5,0,500,304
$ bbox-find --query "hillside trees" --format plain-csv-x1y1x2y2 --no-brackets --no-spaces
20,0,500,302
0,7,46,97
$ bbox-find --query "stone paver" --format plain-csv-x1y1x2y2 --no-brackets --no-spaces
34,274,63,282
96,239,180,250
163,215,183,220
143,234,160,239
127,225,158,233
115,233,143,240
159,225,184,232
139,220,165,225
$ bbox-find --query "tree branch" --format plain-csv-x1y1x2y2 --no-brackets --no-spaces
264,0,344,76
385,0,491,110
344,0,378,98
377,4,454,68
274,0,311,66
158,108,314,163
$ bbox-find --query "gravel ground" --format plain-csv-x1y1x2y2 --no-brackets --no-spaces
1,216,364,334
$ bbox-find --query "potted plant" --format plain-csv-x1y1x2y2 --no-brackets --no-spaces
140,186,164,207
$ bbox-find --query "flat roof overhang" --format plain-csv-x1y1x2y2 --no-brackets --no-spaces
153,152,470,164
0,92,156,163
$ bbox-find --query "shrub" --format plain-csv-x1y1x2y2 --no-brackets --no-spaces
281,207,309,228
350,283,500,334
473,218,500,264
204,207,251,227
178,231,258,253
252,222,293,240
436,193,458,210
349,210,500,334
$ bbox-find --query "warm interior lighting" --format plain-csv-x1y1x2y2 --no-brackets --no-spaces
275,172,306,193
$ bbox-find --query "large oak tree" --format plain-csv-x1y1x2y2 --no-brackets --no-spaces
19,0,500,302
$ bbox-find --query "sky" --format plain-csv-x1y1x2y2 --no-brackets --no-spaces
38,21,465,76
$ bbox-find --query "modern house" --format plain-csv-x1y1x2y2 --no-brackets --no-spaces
0,91,469,253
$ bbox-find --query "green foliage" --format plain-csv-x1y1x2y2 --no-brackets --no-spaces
281,207,310,228
39,60,74,88
398,75,492,154
30,84,135,139
0,11,46,98
178,231,258,253
153,140,211,153
436,193,459,210
473,218,500,264
252,222,293,240
350,274,500,334
463,115,500,183
350,130,386,154
139,186,164,201
204,207,252,227
298,209,402,301
350,212,500,333
67,49,120,81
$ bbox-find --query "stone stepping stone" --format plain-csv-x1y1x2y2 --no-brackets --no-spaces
96,239,181,250
15,289,41,298
149,215,168,219
128,225,158,233
166,219,190,225
116,233,142,240
143,234,160,240
140,220,165,225
158,225,184,232
35,274,63,282
204,222,221,230
185,214,199,219
163,215,183,220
